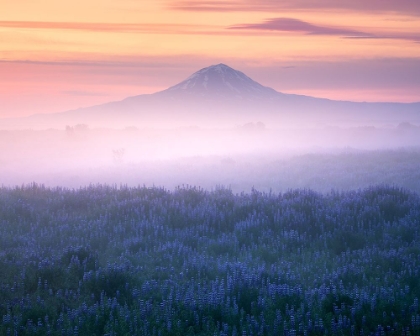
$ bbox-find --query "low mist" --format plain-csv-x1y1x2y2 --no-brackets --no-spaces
1,122,420,193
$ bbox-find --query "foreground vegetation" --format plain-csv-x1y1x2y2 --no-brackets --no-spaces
0,184,419,335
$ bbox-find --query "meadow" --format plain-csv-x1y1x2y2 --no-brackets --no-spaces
1,183,419,335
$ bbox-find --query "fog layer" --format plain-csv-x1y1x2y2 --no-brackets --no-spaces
1,123,420,192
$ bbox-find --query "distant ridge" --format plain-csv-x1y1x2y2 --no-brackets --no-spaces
1,63,420,129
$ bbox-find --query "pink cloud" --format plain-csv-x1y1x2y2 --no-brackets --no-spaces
230,18,372,37
2,19,417,41
169,0,420,15
229,17,420,42
0,21,205,34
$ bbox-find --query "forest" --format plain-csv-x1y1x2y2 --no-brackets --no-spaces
1,183,419,335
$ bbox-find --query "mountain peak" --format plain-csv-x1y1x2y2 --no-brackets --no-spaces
206,63,234,72
160,63,278,100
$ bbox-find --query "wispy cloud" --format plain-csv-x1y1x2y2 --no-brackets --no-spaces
0,21,210,34
2,19,417,41
0,56,222,70
169,0,420,15
169,0,254,12
0,20,254,37
229,17,420,42
230,18,372,38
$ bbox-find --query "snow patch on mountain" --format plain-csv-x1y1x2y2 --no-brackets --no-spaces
162,63,278,100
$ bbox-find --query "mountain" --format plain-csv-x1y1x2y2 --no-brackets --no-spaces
160,63,278,100
1,63,420,129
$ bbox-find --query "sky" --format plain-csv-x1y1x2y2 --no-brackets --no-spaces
1,0,420,118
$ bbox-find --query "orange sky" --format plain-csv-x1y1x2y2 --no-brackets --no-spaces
1,0,420,117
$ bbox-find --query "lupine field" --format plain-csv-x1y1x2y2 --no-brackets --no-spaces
1,183,420,335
